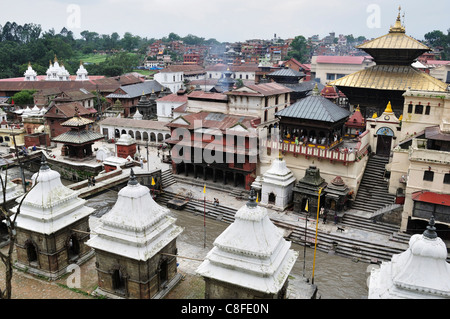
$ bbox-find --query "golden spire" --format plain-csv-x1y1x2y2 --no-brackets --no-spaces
384,101,393,113
372,112,378,119
54,55,58,62
355,105,360,112
399,114,403,121
390,6,405,33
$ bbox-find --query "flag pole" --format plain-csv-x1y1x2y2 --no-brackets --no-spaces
311,187,322,285
303,200,308,278
203,184,206,248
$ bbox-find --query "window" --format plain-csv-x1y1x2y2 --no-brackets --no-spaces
425,105,431,115
415,104,423,114
408,104,413,113
326,73,335,81
423,170,434,181
444,173,450,184
336,74,345,79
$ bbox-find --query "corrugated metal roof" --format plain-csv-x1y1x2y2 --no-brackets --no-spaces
61,116,94,127
275,95,350,123
268,68,305,77
106,81,163,99
329,65,448,92
52,130,104,144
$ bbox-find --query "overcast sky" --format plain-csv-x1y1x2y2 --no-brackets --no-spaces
1,0,448,43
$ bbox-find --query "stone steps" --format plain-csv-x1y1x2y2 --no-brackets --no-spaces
352,155,395,213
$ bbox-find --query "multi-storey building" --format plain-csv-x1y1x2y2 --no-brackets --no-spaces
386,90,450,238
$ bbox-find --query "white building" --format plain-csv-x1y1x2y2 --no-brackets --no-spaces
75,62,89,81
196,189,299,299
24,62,37,81
258,155,296,210
45,56,71,81
156,92,188,122
368,217,450,299
87,169,183,298
13,155,94,279
154,65,205,94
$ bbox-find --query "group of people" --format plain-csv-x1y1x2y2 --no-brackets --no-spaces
320,207,339,225
87,175,96,187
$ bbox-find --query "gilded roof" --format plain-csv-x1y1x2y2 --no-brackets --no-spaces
61,115,93,127
329,65,448,92
356,32,429,51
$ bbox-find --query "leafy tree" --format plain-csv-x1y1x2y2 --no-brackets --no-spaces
9,90,37,105
287,35,309,63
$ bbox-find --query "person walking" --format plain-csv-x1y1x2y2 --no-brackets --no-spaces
322,210,327,224
87,176,92,187
92,176,96,186
334,212,338,225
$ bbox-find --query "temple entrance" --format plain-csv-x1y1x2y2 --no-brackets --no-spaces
268,192,276,204
112,269,126,294
26,241,38,263
159,259,168,287
376,127,394,157
67,235,80,260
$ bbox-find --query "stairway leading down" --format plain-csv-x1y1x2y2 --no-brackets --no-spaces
352,155,396,214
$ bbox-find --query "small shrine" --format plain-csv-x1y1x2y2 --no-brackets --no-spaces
344,106,366,138
75,62,89,81
324,176,351,213
87,169,183,299
52,108,104,159
24,62,37,81
197,189,306,299
292,165,327,214
13,155,95,279
259,154,296,210
115,133,137,159
136,91,156,120
45,56,71,81
368,217,450,299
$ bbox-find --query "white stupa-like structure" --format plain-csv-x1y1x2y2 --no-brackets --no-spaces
133,108,143,120
13,154,94,235
87,169,183,298
196,189,299,298
24,62,37,81
13,154,95,279
368,216,450,299
87,169,183,260
75,62,89,81
259,155,296,210
45,56,71,81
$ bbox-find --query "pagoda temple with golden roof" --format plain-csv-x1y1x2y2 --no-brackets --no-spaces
330,7,448,117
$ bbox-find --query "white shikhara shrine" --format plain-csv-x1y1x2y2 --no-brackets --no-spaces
368,216,450,299
87,169,183,261
13,155,94,235
196,189,298,297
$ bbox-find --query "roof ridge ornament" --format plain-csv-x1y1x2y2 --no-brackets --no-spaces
389,6,406,33
128,168,138,186
40,153,49,170
423,215,437,239
247,188,257,208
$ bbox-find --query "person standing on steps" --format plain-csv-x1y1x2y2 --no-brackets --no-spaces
322,210,327,224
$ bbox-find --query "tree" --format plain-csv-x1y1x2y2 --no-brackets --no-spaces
0,151,38,299
9,90,36,105
287,35,309,63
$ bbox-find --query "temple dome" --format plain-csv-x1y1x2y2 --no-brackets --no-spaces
368,217,450,298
